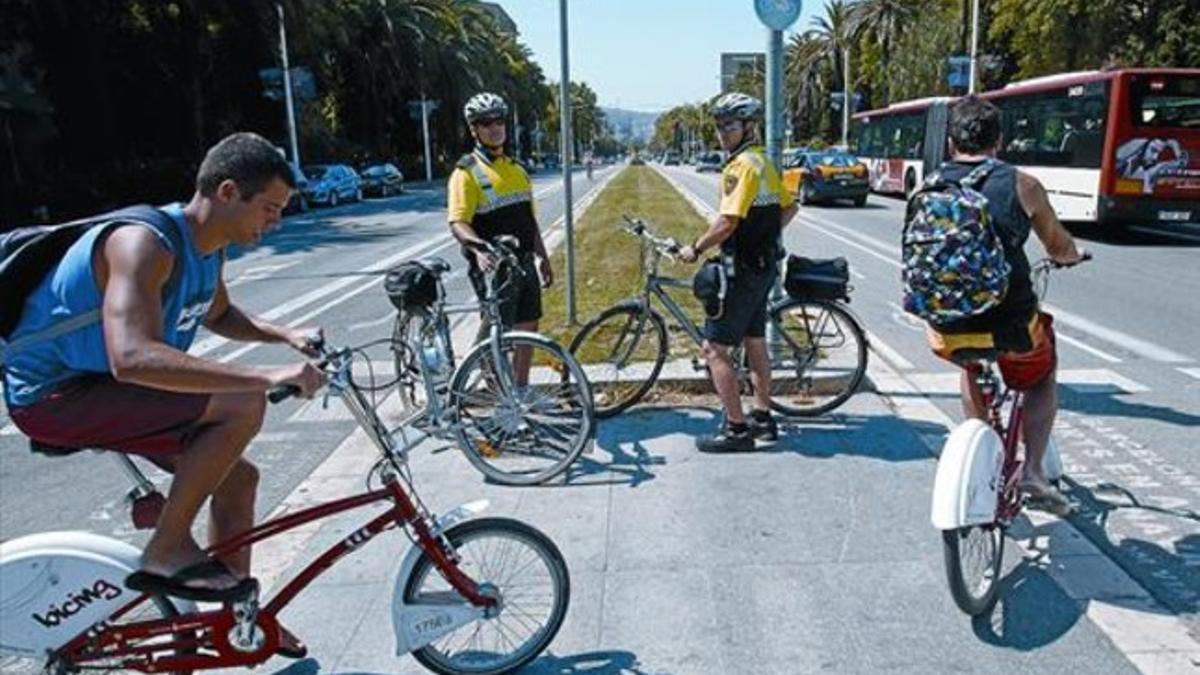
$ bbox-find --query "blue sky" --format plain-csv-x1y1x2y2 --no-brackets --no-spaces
491,1,821,111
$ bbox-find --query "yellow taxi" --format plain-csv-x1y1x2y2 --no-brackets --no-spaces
782,149,870,206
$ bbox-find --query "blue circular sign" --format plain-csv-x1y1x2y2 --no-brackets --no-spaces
755,0,803,30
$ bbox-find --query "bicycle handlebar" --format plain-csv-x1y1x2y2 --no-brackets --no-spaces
621,214,681,257
268,335,332,404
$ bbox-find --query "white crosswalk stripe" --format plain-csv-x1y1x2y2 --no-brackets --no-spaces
903,368,1150,396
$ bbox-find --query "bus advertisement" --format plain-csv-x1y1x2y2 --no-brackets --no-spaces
849,69,1200,228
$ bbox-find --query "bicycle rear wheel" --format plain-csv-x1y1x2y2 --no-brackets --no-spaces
767,299,867,416
942,524,1004,616
568,305,667,418
450,333,594,485
404,518,570,675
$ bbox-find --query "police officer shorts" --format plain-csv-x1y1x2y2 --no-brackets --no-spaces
469,253,543,327
703,263,777,347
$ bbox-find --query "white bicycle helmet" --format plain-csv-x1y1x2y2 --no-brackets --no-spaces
463,92,509,123
711,92,763,120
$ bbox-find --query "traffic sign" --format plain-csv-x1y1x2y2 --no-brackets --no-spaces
755,0,802,31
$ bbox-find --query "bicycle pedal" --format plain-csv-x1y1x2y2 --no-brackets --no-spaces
476,440,502,458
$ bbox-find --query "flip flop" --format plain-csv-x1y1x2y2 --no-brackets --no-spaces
277,626,308,660
126,560,258,602
1020,481,1075,516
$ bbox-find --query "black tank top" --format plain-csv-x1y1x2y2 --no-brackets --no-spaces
936,160,1038,346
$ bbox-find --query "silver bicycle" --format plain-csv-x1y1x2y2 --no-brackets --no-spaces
389,236,595,485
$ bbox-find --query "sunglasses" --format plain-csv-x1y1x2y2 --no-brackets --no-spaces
474,117,506,128
715,119,743,133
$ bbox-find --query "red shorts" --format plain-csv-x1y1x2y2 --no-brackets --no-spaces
928,312,1058,390
10,375,210,455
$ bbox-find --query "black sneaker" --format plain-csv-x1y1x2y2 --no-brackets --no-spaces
748,412,779,446
697,425,755,453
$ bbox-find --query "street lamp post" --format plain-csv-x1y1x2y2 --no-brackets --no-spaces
277,2,301,170
968,0,981,94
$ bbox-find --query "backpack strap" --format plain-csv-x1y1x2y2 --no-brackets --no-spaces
0,206,186,367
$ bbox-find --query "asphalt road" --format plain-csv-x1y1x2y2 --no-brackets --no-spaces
658,162,1200,634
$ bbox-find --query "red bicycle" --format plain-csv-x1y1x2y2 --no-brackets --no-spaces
0,338,570,675
930,255,1087,615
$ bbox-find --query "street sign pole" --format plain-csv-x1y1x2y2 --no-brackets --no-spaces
756,0,802,358
842,46,851,147
969,0,980,94
277,2,300,169
559,0,577,325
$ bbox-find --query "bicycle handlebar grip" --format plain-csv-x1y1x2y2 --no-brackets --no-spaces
268,385,301,404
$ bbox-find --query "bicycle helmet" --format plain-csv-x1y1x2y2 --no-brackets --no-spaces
463,92,509,123
711,92,763,120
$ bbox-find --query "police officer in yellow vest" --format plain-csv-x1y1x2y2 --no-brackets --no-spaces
448,92,553,384
680,93,798,453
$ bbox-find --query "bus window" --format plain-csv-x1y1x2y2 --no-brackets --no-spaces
998,88,1107,168
1131,75,1200,129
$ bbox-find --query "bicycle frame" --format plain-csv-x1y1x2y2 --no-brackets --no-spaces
52,351,497,672
967,362,1028,525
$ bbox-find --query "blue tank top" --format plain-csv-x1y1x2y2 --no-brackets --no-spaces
2,204,221,407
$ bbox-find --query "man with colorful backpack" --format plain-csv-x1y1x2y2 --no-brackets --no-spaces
903,96,1085,513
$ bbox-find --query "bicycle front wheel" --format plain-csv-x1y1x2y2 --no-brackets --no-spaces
568,305,668,418
450,333,594,485
942,525,1004,616
404,518,570,675
767,299,868,416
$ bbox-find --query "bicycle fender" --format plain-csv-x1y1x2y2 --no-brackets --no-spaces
930,419,1004,530
391,500,489,655
0,531,196,656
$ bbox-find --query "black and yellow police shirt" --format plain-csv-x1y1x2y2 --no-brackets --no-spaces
448,148,538,269
718,144,794,269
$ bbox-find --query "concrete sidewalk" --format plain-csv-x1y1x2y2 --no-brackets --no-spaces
238,385,1156,674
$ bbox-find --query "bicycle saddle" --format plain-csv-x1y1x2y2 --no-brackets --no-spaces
949,347,1000,368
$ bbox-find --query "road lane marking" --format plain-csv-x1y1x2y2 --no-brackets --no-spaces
1042,303,1191,364
1177,367,1200,380
1129,225,1200,245
1,423,18,436
903,368,1149,395
1055,330,1123,363
864,330,914,370
797,215,901,268
192,233,454,357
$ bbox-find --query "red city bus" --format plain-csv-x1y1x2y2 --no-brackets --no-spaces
850,68,1200,227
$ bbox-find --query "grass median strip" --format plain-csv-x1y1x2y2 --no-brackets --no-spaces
541,166,710,358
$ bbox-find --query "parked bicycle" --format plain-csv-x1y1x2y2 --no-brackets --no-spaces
389,235,595,485
569,215,868,418
931,255,1088,616
0,336,570,675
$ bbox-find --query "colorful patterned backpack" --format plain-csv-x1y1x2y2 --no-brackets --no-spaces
901,160,1010,326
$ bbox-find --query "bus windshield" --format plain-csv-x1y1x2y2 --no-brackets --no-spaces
1131,75,1200,129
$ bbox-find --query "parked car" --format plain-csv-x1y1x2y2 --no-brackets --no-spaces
783,150,869,206
359,163,405,197
284,164,310,214
663,151,681,166
695,151,723,173
301,164,362,207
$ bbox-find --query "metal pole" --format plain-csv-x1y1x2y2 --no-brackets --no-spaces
277,3,300,169
842,45,851,148
559,0,576,324
765,27,785,350
968,0,980,94
421,96,433,183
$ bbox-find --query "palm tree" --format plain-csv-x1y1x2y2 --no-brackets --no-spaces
785,0,854,141
848,0,922,105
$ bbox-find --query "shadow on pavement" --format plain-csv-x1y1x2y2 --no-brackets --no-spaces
971,560,1084,651
773,412,944,462
522,649,650,674
1058,388,1200,428
1065,221,1200,248
1064,477,1200,616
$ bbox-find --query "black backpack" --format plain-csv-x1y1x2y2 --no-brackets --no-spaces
384,260,443,312
0,205,183,364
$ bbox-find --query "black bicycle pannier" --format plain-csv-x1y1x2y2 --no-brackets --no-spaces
784,255,849,300
385,261,440,311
